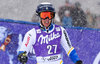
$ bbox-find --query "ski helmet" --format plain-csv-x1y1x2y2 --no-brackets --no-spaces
36,2,55,18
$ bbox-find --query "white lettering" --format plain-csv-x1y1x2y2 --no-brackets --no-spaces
38,32,60,44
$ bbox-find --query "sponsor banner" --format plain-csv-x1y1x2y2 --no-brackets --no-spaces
63,29,100,64
0,20,100,64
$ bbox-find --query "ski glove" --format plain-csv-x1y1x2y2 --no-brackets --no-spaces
75,60,83,64
18,51,28,64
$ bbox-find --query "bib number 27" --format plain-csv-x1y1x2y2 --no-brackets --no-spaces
47,45,57,54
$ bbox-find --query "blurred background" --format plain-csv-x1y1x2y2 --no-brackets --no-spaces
0,0,100,28
0,0,100,64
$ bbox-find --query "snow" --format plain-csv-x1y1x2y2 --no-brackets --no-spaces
0,0,99,21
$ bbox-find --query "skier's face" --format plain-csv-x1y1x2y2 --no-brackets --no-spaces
41,18,52,28
40,12,54,28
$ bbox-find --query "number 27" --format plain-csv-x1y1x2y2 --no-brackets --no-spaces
47,45,57,54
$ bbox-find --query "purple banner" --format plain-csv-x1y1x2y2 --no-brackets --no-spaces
64,29,100,64
0,20,100,64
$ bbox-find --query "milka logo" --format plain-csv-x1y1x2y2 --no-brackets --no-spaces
38,32,60,44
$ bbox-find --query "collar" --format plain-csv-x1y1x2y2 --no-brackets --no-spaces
39,23,54,32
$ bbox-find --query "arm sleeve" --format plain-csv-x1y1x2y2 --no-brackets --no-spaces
18,28,36,55
60,27,80,63
61,27,72,54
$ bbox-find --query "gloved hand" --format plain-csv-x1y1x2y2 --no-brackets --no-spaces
18,51,28,64
75,60,83,64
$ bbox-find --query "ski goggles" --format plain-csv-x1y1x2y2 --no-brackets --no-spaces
40,12,54,19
